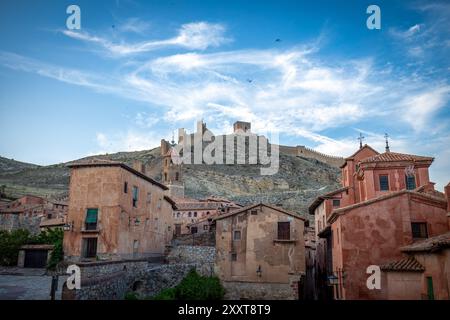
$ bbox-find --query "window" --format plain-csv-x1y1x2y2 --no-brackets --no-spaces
177,212,180,218
277,221,290,240
203,225,208,231
231,253,237,261
188,212,192,217
412,222,428,239
146,192,152,204
233,230,241,240
405,175,416,190
175,172,179,181
251,210,258,215
332,199,341,207
133,240,139,253
426,277,434,300
132,186,139,207
82,238,97,258
164,173,168,182
194,212,197,217
47,213,52,219
191,227,198,234
85,208,98,230
124,182,128,193
379,175,389,191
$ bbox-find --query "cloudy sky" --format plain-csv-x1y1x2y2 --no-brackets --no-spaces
0,0,449,189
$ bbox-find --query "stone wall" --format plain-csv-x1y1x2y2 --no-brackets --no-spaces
222,280,300,300
279,145,345,168
61,257,211,300
0,214,41,234
171,232,215,246
167,245,215,275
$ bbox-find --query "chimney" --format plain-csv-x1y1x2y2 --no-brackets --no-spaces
132,160,145,174
445,182,450,230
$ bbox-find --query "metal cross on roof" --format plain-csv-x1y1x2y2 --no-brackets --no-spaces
357,132,365,149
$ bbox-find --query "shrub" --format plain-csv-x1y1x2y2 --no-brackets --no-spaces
152,269,225,300
0,229,31,266
0,228,64,269
152,288,177,300
124,292,139,300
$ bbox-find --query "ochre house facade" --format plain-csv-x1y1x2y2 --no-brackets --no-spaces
63,159,174,262
215,203,306,299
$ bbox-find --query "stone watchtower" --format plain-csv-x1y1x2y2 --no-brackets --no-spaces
161,138,184,198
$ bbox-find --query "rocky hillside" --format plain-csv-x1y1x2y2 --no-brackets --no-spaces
0,146,341,219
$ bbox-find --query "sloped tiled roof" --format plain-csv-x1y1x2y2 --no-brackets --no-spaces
67,158,168,190
401,232,450,253
360,152,434,164
381,256,425,272
308,187,349,215
214,203,305,221
345,144,379,160
40,217,66,227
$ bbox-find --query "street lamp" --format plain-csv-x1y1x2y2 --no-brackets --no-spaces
256,265,262,277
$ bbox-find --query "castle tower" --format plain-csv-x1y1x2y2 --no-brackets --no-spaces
233,121,251,133
161,138,184,198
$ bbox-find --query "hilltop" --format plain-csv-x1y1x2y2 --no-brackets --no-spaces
0,146,340,220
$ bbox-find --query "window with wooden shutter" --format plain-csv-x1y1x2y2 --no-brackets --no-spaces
277,221,290,240
85,208,98,230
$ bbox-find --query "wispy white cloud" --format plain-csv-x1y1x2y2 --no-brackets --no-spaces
95,130,161,153
1,19,449,188
63,21,231,56
401,86,450,132
118,17,151,34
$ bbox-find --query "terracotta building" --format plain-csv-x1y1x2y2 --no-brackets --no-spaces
171,196,241,236
309,144,449,300
380,183,450,299
215,203,306,299
63,159,174,262
0,195,68,234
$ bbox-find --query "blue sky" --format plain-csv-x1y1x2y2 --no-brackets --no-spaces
0,0,449,189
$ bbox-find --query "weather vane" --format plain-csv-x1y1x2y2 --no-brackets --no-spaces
384,133,390,152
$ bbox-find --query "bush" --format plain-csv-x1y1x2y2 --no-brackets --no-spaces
0,228,64,269
152,288,176,300
124,292,140,300
152,269,225,300
0,229,30,266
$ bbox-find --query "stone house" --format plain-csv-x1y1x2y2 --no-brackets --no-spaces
214,203,306,299
309,144,449,300
0,195,68,234
171,197,241,236
63,159,175,262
